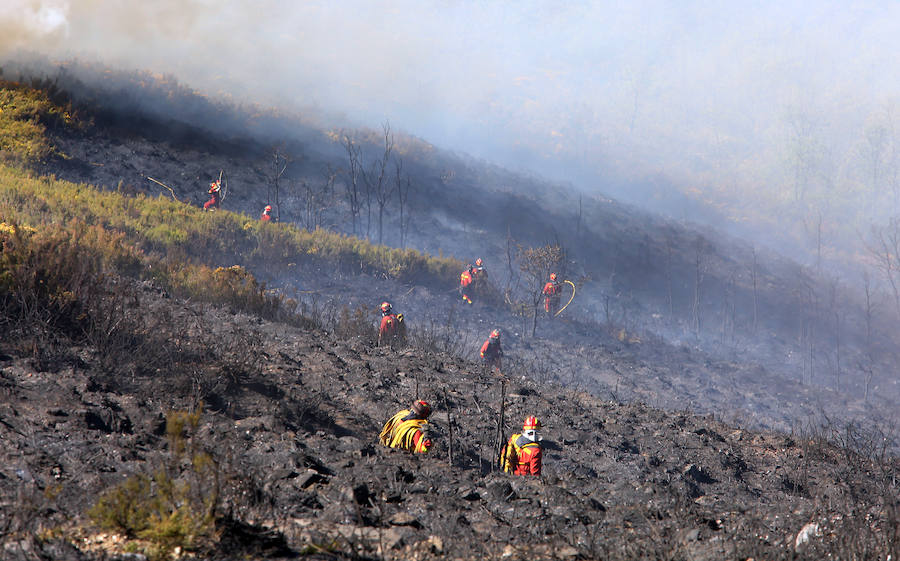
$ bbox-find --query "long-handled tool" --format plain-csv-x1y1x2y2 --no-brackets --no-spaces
554,280,576,317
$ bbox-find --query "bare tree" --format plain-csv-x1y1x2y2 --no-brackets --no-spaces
664,229,674,322
749,246,759,336
298,165,337,231
721,271,736,344
861,269,877,401
865,217,900,317
827,277,843,391
517,244,564,337
691,236,707,336
341,132,363,236
267,147,288,222
361,121,394,244
862,118,888,199
394,156,413,249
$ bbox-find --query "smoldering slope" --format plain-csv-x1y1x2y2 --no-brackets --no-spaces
3,1,900,268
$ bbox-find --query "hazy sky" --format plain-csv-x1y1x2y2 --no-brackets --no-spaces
3,1,900,209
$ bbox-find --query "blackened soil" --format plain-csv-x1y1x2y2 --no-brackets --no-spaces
1,281,897,560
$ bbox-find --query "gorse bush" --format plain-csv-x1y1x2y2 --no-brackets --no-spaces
88,407,219,561
0,162,461,289
0,78,79,167
0,221,104,338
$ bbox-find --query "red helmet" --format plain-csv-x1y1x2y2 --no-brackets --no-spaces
523,416,541,430
264,205,272,212
490,329,500,339
412,400,431,418
381,301,392,314
475,258,483,267
550,273,557,281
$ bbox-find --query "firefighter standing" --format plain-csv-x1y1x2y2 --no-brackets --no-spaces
378,301,405,348
379,400,433,454
459,264,476,305
473,257,487,281
260,205,272,221
500,416,543,476
203,180,222,211
460,258,489,305
480,329,503,373
542,272,561,316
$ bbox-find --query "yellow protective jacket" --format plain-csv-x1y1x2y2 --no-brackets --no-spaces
379,410,431,454
500,433,542,475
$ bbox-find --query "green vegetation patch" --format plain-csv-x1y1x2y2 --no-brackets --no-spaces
0,79,79,167
0,164,461,290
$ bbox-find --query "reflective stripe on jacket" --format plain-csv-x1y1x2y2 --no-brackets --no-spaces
379,410,431,453
481,338,501,359
501,433,542,476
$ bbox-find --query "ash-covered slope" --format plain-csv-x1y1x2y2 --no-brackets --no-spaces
11,65,900,437
2,279,897,560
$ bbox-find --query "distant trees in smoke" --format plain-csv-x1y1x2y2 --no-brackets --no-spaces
339,121,414,247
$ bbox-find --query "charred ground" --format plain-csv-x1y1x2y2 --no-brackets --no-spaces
1,68,900,560
19,65,900,434
2,276,899,560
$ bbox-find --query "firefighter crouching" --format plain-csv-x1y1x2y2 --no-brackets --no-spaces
480,329,503,373
542,272,561,316
501,416,543,476
378,301,405,348
379,400,433,454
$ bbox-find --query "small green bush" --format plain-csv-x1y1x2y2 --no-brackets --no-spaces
88,408,218,560
86,475,153,538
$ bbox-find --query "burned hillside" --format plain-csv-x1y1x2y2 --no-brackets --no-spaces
2,67,900,560
9,64,897,434
2,274,899,560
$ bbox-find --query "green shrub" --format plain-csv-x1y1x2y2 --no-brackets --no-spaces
88,408,218,560
86,475,153,538
0,79,79,167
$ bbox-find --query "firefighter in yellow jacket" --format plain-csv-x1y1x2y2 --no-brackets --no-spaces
500,416,543,476
379,400,433,454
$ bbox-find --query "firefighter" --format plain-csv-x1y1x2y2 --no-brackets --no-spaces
260,205,272,221
473,257,488,281
203,179,222,210
480,329,503,373
378,301,405,348
542,272,561,316
459,264,476,305
379,400,433,454
500,416,543,476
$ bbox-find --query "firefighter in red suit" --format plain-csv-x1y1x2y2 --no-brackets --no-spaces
480,329,503,372
378,301,404,347
501,416,543,476
260,205,272,221
542,272,561,316
203,180,222,210
459,264,475,305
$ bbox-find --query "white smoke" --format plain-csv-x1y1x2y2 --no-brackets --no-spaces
0,0,69,46
3,1,900,253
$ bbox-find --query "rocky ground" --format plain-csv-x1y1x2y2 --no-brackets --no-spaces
2,278,898,560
